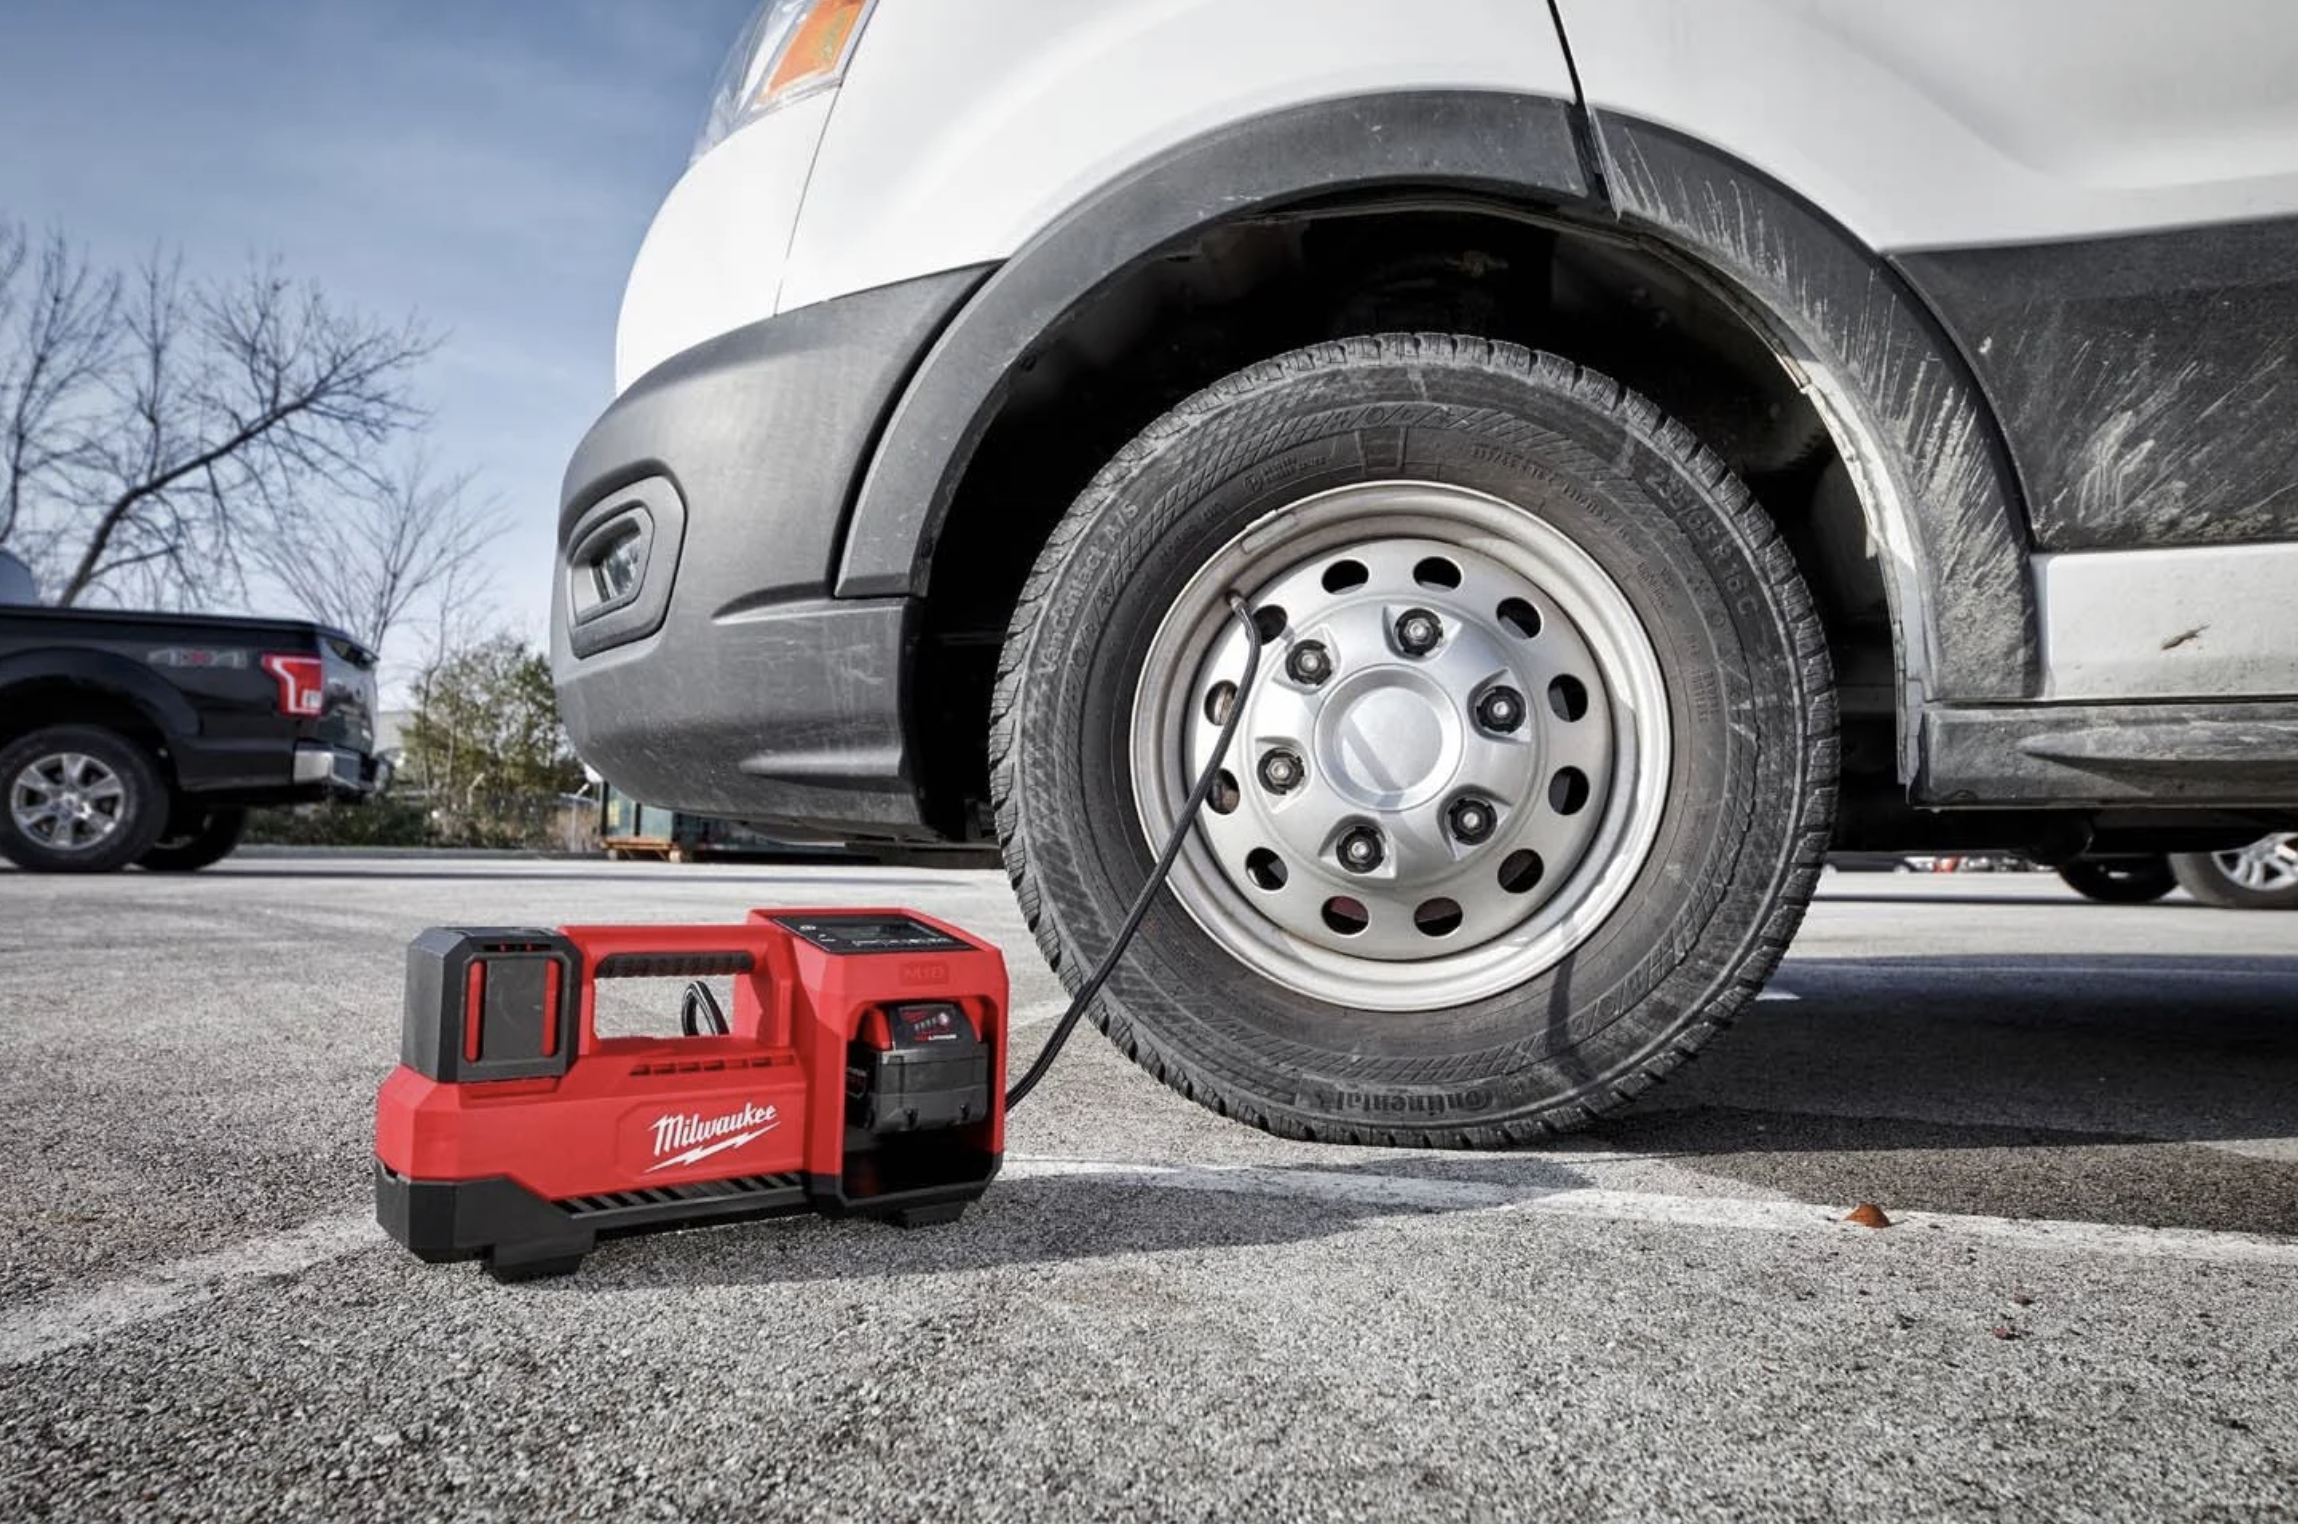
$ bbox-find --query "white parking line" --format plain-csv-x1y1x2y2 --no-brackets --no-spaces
0,1209,377,1368
10,1145,2296,1368
1004,1156,2298,1268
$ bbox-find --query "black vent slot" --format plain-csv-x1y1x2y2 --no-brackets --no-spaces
561,1173,805,1221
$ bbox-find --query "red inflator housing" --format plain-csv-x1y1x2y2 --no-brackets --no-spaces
374,909,1007,1279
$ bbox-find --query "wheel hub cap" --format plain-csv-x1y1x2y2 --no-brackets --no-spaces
10,752,126,851
1320,669,1459,807
2216,833,2298,893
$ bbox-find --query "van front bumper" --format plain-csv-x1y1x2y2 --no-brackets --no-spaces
549,267,988,840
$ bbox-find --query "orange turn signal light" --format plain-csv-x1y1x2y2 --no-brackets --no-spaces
762,0,871,106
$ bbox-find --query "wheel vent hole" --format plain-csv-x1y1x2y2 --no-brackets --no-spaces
1413,898,1463,937
1547,675,1588,722
1549,767,1590,816
1321,559,1369,593
1210,771,1241,815
1204,681,1237,726
1245,849,1288,892
1498,850,1545,894
1413,556,1462,590
1320,897,1369,936
1498,598,1541,639
1252,605,1289,644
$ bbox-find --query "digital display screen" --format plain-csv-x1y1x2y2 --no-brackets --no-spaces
771,913,976,955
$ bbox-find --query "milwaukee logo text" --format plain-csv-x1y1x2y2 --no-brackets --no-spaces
645,1101,780,1173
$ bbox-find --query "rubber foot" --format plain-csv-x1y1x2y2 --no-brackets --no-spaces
484,1250,586,1282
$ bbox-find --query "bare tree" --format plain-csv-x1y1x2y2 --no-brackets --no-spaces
0,221,437,609
249,450,503,652
0,228,118,558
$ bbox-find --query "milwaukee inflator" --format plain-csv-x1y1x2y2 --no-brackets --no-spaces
377,597,1266,1281
375,909,1008,1279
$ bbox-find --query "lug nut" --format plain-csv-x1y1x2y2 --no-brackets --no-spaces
1447,797,1497,845
1337,825,1386,873
1258,749,1306,794
1474,686,1526,734
1286,641,1333,686
1394,608,1443,656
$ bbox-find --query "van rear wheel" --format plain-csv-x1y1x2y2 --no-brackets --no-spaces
991,337,1836,1144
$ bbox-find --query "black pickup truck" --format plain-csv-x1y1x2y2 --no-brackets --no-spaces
0,558,384,873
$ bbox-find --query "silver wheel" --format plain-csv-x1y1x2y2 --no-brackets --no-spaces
1131,481,1672,1011
10,751,129,853
2213,834,2298,894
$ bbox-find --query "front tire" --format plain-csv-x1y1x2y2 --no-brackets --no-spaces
991,337,1836,1145
138,805,249,872
2170,835,2298,910
0,724,171,873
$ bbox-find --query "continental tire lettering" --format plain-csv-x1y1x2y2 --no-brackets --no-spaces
1315,1089,1495,1115
1235,441,1343,499
1684,671,1722,725
1463,443,1537,473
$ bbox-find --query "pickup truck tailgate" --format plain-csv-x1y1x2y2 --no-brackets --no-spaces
317,633,378,755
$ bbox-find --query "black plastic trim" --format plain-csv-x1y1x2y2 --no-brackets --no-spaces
1919,700,2298,807
376,1163,811,1270
377,1164,595,1267
401,928,580,1084
376,1158,998,1273
1586,114,2037,705
552,269,989,832
1897,220,2298,551
565,593,930,834
833,88,1591,599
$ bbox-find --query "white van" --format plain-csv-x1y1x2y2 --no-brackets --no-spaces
553,1,2298,1143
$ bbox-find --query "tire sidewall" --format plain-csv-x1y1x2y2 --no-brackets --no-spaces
0,725,172,874
138,806,250,873
1000,341,1831,1139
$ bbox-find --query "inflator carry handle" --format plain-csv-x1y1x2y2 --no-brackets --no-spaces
557,924,797,1051
558,923,784,978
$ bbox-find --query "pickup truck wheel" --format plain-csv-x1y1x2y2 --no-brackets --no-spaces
2169,835,2298,910
138,806,250,873
991,336,1836,1144
0,724,171,874
2056,857,2176,904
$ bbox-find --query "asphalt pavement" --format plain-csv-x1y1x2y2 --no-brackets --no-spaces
2,858,2295,1521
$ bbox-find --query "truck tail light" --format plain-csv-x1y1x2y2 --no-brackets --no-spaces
262,654,326,717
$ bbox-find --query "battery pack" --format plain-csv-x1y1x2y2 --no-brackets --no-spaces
848,1001,995,1133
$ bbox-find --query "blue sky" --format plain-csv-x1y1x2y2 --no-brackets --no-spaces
0,0,753,662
